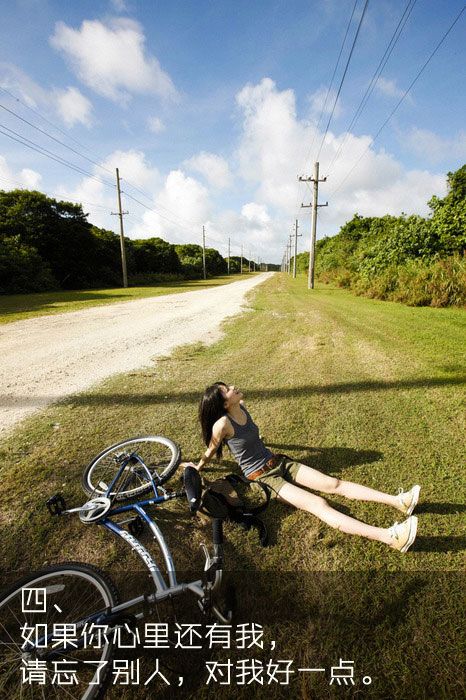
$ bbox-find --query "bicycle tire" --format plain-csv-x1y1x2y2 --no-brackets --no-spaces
82,435,181,501
0,562,120,699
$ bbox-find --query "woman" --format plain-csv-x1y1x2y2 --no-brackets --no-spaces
186,382,420,552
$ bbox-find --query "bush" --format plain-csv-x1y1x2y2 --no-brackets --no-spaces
0,236,56,294
128,272,186,286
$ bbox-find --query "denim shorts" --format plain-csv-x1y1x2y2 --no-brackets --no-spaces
250,456,302,499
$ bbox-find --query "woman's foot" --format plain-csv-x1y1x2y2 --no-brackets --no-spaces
396,485,421,515
388,516,418,552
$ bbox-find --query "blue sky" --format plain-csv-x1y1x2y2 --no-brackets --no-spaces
0,0,465,262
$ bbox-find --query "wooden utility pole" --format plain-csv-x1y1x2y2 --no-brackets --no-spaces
240,244,243,274
288,235,294,275
299,162,327,289
227,237,230,275
111,167,128,288
202,225,206,280
293,219,302,278
248,249,251,272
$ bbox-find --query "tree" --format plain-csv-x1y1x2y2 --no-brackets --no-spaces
0,236,56,293
0,190,99,288
428,164,466,254
132,237,181,274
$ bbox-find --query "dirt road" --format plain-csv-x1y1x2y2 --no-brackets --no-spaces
0,274,269,435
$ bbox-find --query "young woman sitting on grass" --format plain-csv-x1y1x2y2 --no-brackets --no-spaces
185,382,420,553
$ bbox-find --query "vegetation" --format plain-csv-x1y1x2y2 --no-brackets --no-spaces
294,164,466,307
0,275,463,697
0,189,270,294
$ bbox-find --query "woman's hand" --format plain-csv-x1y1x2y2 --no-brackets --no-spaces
180,461,197,469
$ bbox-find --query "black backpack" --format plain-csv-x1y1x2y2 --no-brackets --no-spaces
198,474,271,547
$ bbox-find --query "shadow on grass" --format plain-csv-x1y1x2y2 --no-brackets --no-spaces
413,535,466,553
3,375,465,408
0,291,135,316
267,444,383,471
416,501,466,515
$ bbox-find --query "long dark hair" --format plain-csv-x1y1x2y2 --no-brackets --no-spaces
198,382,228,458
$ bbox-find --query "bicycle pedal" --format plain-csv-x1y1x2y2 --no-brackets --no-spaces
128,515,145,537
46,494,67,516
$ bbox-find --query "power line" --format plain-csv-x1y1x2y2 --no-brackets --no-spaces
306,0,359,166
330,4,466,195
0,174,110,210
0,123,116,188
315,0,370,162
0,100,116,181
326,0,417,176
0,84,203,231
292,0,359,221
0,84,99,155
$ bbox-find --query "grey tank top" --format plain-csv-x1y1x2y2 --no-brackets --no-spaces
226,407,273,477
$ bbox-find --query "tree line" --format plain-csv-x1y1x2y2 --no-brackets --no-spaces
294,164,465,307
0,189,267,294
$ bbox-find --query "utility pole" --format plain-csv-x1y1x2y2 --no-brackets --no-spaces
202,225,206,280
288,235,294,275
111,167,128,288
293,219,302,279
299,162,327,289
248,249,251,272
240,244,243,274
227,237,230,275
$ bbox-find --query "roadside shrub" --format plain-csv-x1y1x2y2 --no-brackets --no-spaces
0,236,56,294
128,272,186,286
425,256,466,307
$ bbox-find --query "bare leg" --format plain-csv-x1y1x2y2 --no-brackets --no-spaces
294,465,401,510
278,482,392,544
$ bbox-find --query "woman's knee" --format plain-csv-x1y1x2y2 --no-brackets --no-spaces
320,476,341,494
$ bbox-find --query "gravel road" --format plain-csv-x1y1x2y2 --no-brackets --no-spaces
0,274,270,435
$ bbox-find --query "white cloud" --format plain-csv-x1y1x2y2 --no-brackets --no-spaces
236,78,314,211
54,86,93,128
0,155,42,190
50,18,178,103
375,77,405,99
55,149,161,229
402,127,466,165
184,151,232,189
241,202,270,225
138,170,210,242
0,63,95,130
308,85,342,120
146,116,165,133
234,77,446,248
100,149,161,190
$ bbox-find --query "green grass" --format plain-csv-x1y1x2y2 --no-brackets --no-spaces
1,274,464,698
0,274,249,324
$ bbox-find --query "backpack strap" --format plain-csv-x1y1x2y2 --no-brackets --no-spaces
224,473,271,515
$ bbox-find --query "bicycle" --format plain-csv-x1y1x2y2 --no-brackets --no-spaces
0,436,233,699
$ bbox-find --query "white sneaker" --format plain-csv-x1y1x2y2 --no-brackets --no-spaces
397,485,421,516
388,516,418,552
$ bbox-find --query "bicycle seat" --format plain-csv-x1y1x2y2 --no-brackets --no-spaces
183,466,202,513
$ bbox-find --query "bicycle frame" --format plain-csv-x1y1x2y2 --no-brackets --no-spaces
51,451,227,626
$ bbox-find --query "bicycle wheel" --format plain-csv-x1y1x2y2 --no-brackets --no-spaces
0,562,120,699
82,435,181,501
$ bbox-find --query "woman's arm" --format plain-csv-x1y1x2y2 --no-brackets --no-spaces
195,417,229,471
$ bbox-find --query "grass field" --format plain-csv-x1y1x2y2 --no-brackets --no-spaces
0,274,248,324
0,274,464,698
